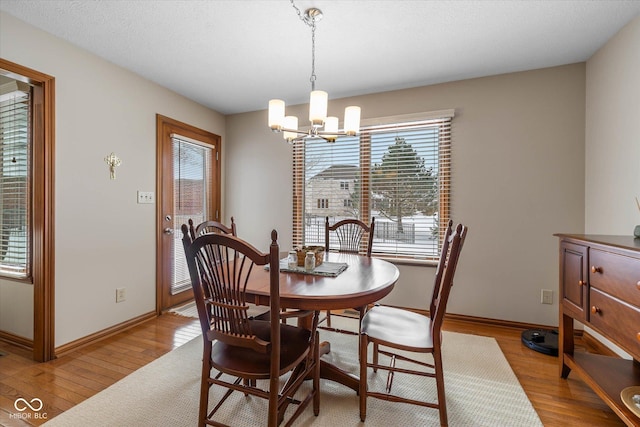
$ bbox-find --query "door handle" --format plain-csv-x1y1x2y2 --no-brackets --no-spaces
164,227,174,235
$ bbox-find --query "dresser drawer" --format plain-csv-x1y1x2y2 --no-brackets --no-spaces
589,248,640,307
589,288,640,358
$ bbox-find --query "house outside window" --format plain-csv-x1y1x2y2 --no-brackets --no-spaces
293,111,454,261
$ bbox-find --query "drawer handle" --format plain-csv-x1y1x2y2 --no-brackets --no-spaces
591,306,601,314
637,281,640,291
637,332,640,342
591,266,602,274
578,280,585,286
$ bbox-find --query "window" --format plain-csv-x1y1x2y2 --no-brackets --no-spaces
293,111,453,261
171,135,214,296
317,198,329,209
0,79,31,278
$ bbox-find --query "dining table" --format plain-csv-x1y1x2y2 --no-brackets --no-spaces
244,251,400,392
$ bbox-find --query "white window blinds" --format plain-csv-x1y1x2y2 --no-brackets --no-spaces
0,81,31,278
293,112,453,261
171,136,213,295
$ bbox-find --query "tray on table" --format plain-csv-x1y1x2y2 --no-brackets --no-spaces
278,258,348,277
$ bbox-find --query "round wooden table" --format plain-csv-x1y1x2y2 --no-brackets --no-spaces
246,252,398,310
245,252,400,391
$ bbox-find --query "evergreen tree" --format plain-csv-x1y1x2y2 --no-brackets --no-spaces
371,137,437,234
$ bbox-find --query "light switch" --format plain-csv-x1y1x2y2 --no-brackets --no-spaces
137,191,155,204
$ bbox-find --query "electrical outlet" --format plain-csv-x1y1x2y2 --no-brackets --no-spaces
541,289,553,305
137,191,155,204
116,287,126,303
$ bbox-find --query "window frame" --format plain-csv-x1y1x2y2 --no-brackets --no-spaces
0,58,56,362
0,79,32,279
292,110,454,264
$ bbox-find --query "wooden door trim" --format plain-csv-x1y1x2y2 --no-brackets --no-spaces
0,59,56,362
155,114,221,313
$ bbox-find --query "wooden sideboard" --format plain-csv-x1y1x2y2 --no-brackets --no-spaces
556,234,640,426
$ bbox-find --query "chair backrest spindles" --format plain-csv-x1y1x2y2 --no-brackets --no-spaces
325,217,375,256
181,225,278,354
188,217,237,240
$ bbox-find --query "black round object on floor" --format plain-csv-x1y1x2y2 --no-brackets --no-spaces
521,328,558,356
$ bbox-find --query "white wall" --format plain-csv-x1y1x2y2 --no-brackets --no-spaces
585,16,640,234
227,64,586,327
0,281,32,338
0,12,226,346
584,15,640,358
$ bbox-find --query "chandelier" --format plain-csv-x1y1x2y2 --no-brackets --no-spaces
268,4,361,143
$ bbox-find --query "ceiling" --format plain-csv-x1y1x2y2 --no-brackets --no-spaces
2,1,639,115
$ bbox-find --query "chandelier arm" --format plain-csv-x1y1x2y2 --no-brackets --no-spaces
316,129,349,136
275,127,310,136
274,127,351,138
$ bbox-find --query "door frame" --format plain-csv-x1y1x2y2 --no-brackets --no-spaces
155,114,221,313
0,59,56,362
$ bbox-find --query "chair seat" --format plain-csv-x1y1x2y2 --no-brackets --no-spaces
211,320,312,379
361,305,433,350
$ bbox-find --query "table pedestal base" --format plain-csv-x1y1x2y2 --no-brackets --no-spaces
319,340,360,393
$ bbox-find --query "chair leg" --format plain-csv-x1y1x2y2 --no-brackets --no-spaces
199,345,212,427
326,309,331,327
313,330,320,416
359,333,368,421
372,342,379,372
433,349,448,427
268,376,279,427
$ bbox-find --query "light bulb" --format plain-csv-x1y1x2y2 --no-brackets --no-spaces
268,99,285,130
309,90,328,127
283,116,299,142
344,106,361,136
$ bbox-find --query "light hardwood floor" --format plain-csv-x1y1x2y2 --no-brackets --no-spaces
0,313,626,427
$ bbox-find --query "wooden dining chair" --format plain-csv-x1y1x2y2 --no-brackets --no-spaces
181,226,320,427
358,220,468,426
323,216,375,329
188,216,237,239
187,216,270,320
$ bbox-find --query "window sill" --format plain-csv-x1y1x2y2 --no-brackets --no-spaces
373,255,438,268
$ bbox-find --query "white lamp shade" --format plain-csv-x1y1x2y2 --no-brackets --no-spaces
283,116,299,141
268,99,285,130
309,90,328,126
344,106,361,136
324,116,339,141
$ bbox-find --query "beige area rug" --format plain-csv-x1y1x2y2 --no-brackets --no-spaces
171,301,270,320
169,301,199,318
43,315,542,427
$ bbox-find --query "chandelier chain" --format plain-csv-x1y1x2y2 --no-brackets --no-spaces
289,0,317,90
289,0,307,25
310,20,316,90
